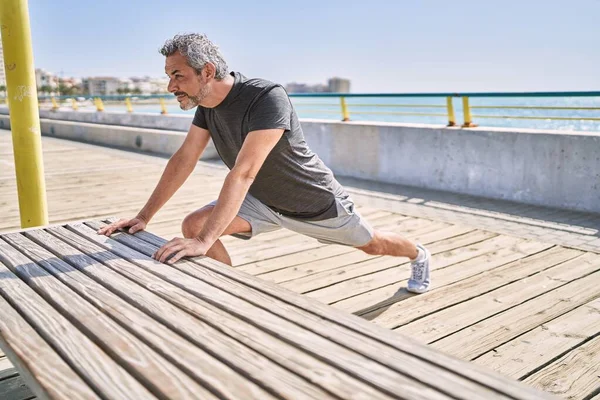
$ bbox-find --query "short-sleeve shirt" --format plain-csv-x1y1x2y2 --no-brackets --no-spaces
192,72,347,221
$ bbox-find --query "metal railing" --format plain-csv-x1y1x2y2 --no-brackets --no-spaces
2,91,599,128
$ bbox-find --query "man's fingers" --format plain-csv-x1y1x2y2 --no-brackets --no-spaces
129,222,144,234
168,250,187,264
154,238,182,261
159,244,184,263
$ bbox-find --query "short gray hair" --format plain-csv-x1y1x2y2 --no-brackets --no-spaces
160,34,229,80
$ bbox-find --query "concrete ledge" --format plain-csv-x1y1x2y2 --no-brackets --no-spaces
0,114,218,160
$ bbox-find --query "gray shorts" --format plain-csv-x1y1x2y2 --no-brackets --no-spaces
208,193,374,247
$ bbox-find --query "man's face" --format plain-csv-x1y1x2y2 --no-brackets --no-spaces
165,51,211,110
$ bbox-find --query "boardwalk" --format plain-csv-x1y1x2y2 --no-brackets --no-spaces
1,130,599,399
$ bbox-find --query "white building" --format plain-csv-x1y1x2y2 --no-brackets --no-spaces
328,77,351,93
35,69,58,90
85,77,122,96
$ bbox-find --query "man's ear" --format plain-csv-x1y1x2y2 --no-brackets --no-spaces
203,63,216,80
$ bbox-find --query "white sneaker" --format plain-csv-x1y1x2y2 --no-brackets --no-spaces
407,244,431,294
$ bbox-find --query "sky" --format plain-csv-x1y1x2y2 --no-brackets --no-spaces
24,0,600,93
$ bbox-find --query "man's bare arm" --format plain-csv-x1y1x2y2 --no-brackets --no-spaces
98,124,211,236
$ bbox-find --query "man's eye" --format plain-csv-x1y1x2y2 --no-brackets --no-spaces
176,75,183,79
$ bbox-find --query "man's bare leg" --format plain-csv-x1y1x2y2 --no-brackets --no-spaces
181,206,251,266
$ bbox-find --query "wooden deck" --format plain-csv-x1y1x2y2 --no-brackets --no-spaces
1,130,599,399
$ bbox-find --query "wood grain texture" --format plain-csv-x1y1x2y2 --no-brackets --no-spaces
30,227,338,400
523,335,600,399
474,297,600,380
0,262,100,400
4,232,221,400
0,239,155,400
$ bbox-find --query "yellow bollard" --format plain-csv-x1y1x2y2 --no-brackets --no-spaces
51,96,59,111
95,97,104,112
446,97,456,126
125,97,133,113
462,96,478,127
71,98,78,110
0,0,48,227
159,97,168,115
340,96,350,121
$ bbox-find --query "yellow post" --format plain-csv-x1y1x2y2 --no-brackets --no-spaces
51,96,59,111
340,96,350,121
159,97,168,114
71,97,78,110
125,97,133,113
446,96,456,126
462,96,477,127
0,0,48,227
95,97,104,112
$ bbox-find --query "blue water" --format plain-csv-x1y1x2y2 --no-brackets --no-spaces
81,96,600,132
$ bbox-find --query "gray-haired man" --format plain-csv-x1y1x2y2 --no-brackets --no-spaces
98,33,431,293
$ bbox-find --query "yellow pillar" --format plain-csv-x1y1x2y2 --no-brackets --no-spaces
446,96,456,126
0,0,48,227
340,97,350,121
51,96,59,111
71,97,78,110
125,97,133,113
462,96,477,127
159,97,168,114
95,97,104,112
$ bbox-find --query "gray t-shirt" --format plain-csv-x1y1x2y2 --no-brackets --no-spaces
192,71,347,221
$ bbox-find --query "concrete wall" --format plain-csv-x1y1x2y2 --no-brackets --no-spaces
0,114,218,160
1,107,599,213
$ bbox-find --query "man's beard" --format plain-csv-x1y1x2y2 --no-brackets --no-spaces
177,85,211,110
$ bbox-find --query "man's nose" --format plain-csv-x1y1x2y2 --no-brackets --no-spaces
167,79,177,93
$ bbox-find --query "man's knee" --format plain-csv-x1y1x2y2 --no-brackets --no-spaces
181,207,213,238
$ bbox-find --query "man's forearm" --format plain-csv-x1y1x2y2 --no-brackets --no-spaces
138,152,196,222
197,170,253,245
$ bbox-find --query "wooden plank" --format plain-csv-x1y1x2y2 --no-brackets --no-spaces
43,226,394,400
0,363,17,381
28,227,342,400
372,246,580,329
522,335,600,400
4,232,245,400
474,297,600,380
125,226,556,400
0,241,156,400
0,273,100,400
0,375,35,400
432,270,600,360
396,252,600,344
307,229,500,307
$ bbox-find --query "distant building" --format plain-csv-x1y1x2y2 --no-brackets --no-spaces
35,68,58,90
328,77,350,93
0,42,5,87
85,77,122,95
285,82,328,94
286,77,351,94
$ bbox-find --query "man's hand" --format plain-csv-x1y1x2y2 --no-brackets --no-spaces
97,216,148,236
153,237,211,264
